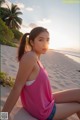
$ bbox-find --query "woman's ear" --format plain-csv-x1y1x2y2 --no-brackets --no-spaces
30,40,34,46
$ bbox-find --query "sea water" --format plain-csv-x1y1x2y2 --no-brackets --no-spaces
55,50,80,64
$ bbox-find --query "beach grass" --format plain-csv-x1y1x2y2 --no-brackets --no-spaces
0,72,15,87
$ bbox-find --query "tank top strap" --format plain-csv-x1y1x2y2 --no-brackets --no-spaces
37,60,44,69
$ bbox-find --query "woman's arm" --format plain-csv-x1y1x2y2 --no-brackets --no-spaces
2,52,37,115
2,84,21,114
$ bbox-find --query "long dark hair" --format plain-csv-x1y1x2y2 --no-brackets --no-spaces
17,26,49,62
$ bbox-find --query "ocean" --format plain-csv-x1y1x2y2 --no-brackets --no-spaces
55,50,80,64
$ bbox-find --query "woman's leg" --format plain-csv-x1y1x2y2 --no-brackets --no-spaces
53,102,80,120
53,88,80,103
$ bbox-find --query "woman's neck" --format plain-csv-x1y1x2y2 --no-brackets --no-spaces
31,50,41,60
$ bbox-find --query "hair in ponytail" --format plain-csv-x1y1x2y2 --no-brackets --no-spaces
17,33,29,62
17,26,49,62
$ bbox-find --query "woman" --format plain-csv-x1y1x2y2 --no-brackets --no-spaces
2,27,80,120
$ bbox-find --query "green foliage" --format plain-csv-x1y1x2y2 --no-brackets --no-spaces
0,7,8,20
1,3,22,29
0,18,14,41
0,18,17,47
12,29,23,41
0,72,15,87
0,3,22,30
0,36,17,47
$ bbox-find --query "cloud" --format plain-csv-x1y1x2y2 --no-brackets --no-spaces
21,24,28,28
1,0,11,8
16,3,24,9
20,24,30,33
38,18,51,24
20,23,38,33
1,0,24,10
19,23,31,33
29,23,38,28
25,7,34,11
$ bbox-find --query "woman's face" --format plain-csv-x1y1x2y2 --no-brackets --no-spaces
30,31,50,55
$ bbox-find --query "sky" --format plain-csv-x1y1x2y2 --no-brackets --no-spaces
3,0,80,50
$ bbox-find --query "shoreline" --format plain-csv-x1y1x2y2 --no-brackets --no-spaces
54,49,80,64
65,54,80,64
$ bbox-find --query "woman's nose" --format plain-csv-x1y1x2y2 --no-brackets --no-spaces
43,40,48,44
43,43,48,48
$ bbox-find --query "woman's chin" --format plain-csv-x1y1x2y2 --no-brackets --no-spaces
42,50,47,54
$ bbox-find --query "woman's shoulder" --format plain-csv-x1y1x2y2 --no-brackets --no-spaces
24,51,38,59
20,51,38,64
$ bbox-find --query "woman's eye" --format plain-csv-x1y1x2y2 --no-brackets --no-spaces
39,39,43,41
39,39,49,42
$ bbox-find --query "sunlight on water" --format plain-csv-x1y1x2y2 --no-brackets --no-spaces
65,54,80,64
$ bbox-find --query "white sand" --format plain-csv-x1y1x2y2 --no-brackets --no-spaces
1,45,80,120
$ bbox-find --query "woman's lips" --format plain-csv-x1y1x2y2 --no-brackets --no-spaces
42,48,47,51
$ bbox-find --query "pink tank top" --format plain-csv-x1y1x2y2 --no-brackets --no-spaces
20,61,55,120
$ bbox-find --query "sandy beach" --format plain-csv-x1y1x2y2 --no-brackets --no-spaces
1,45,80,120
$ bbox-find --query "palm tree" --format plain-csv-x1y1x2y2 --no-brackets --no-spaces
0,0,5,7
0,0,6,20
4,3,22,29
0,7,8,20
